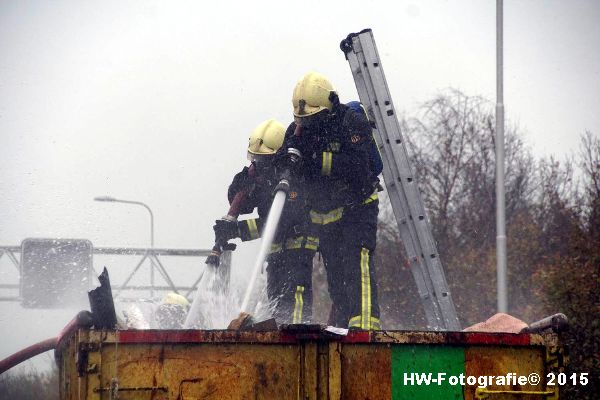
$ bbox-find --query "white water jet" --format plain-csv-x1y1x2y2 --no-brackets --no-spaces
184,264,237,329
240,190,287,315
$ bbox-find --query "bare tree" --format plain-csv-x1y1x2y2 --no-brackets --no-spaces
405,89,534,256
0,366,58,400
398,89,542,323
580,131,600,225
534,132,600,400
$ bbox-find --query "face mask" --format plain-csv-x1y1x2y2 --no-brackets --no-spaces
295,110,328,129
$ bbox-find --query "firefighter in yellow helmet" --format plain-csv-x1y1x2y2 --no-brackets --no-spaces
212,119,317,325
154,292,190,329
278,71,382,330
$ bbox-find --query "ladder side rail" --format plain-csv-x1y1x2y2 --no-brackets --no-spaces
348,38,431,266
345,47,439,304
356,32,441,263
345,40,444,329
355,32,460,330
380,151,443,328
354,31,460,330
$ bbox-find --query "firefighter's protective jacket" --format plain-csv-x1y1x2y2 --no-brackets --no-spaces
280,104,378,213
226,161,316,325
226,164,311,244
279,103,381,330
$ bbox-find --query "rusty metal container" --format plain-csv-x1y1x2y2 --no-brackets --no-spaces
55,327,564,399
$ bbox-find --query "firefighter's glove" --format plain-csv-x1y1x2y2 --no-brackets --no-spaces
286,134,306,156
228,167,251,205
213,218,240,243
274,149,302,180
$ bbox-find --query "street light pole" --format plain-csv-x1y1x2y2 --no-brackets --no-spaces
94,196,156,297
496,0,508,313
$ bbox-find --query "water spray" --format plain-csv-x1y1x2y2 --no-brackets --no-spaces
239,148,302,316
184,166,256,328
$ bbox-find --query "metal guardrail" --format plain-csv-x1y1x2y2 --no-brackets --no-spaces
0,245,227,303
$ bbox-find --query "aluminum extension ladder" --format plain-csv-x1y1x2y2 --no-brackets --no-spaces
340,29,461,330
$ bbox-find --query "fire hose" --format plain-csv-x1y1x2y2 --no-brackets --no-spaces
0,311,92,375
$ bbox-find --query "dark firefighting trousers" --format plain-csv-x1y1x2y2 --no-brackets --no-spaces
266,236,317,324
314,196,381,330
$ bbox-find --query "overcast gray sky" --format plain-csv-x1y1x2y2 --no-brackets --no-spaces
1,0,599,367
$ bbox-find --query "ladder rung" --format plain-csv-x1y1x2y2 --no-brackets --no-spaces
342,29,460,331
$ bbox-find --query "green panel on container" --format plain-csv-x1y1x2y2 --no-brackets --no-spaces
392,345,465,400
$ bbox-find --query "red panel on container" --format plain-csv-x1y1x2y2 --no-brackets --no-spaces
342,331,371,343
447,332,531,346
117,330,297,344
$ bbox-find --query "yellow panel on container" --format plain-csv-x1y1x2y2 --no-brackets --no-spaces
341,344,392,399
94,343,301,400
55,328,563,400
464,346,548,400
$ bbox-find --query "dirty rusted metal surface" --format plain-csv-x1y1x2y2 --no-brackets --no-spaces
101,343,298,399
341,344,392,400
55,328,562,400
57,334,302,399
58,327,559,347
464,346,550,400
370,330,556,347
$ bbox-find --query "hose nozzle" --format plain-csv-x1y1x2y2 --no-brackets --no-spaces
274,179,291,194
287,147,302,161
273,147,302,196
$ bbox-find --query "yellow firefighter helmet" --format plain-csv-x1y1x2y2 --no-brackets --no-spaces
292,71,335,118
247,119,286,156
162,292,190,308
